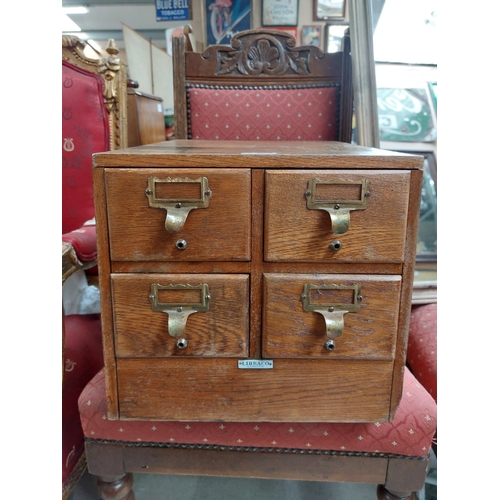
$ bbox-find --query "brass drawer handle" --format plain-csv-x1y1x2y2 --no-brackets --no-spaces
149,283,210,341
305,179,369,234
146,176,212,233
301,283,362,341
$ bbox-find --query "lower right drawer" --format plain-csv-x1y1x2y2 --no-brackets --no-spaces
262,273,401,359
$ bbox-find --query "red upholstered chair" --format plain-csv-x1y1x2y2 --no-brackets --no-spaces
78,361,436,499
407,303,437,403
76,29,437,500
172,27,353,143
407,302,437,457
62,35,127,499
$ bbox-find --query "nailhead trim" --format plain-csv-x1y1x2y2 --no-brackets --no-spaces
86,438,427,461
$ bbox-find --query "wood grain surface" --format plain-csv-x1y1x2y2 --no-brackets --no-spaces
264,169,410,263
93,140,424,169
116,358,394,422
105,168,251,261
93,141,424,422
262,274,401,359
112,273,249,358
126,89,165,147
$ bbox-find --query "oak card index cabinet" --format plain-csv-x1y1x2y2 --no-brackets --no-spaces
93,140,423,423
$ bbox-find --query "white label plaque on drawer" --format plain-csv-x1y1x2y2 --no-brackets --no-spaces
238,360,274,369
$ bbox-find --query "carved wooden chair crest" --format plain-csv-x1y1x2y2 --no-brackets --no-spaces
173,28,353,143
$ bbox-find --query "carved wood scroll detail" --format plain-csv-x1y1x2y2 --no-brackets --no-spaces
98,39,121,114
206,31,325,77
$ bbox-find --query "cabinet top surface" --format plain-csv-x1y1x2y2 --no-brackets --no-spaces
93,140,424,169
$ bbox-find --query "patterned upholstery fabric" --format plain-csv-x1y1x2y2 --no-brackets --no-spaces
406,303,437,402
63,314,103,487
62,58,108,492
188,86,339,141
62,60,109,234
79,367,436,458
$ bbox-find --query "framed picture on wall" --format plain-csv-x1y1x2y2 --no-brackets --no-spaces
264,26,298,39
314,0,346,21
204,0,252,46
302,25,322,47
262,0,299,27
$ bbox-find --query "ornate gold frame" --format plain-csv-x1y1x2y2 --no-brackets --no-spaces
62,35,128,150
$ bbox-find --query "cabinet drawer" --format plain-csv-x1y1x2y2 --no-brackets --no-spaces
105,168,251,261
264,170,410,263
116,358,395,422
112,273,249,357
262,273,401,359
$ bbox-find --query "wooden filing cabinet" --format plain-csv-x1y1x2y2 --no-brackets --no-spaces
127,88,166,147
93,140,423,423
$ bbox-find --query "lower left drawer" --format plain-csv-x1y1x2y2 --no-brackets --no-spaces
111,273,249,357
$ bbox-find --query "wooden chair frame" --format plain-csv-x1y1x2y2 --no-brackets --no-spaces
87,441,429,499
173,27,353,143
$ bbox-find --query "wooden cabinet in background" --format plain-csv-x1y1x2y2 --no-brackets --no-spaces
127,88,165,146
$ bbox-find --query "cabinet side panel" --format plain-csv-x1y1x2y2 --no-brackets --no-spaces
93,166,119,419
389,168,423,418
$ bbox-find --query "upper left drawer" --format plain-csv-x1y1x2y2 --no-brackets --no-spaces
105,168,252,261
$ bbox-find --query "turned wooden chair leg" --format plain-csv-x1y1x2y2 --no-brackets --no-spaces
377,484,417,500
97,473,135,500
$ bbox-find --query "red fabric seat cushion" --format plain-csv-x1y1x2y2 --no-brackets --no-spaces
188,86,339,141
62,60,109,234
63,314,104,487
79,367,436,458
406,303,437,401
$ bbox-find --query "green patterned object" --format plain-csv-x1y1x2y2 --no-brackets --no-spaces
377,88,436,142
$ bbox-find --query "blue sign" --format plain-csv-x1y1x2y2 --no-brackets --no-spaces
156,0,191,22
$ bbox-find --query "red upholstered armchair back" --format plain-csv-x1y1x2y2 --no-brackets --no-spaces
62,60,109,234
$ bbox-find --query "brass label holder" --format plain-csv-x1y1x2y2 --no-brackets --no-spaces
149,283,210,339
146,176,211,233
301,283,362,339
305,179,369,234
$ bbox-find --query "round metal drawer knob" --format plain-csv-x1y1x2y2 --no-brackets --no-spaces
176,338,189,349
329,240,342,252
324,339,336,351
175,239,188,250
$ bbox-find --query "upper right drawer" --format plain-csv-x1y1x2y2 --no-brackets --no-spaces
264,170,411,263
